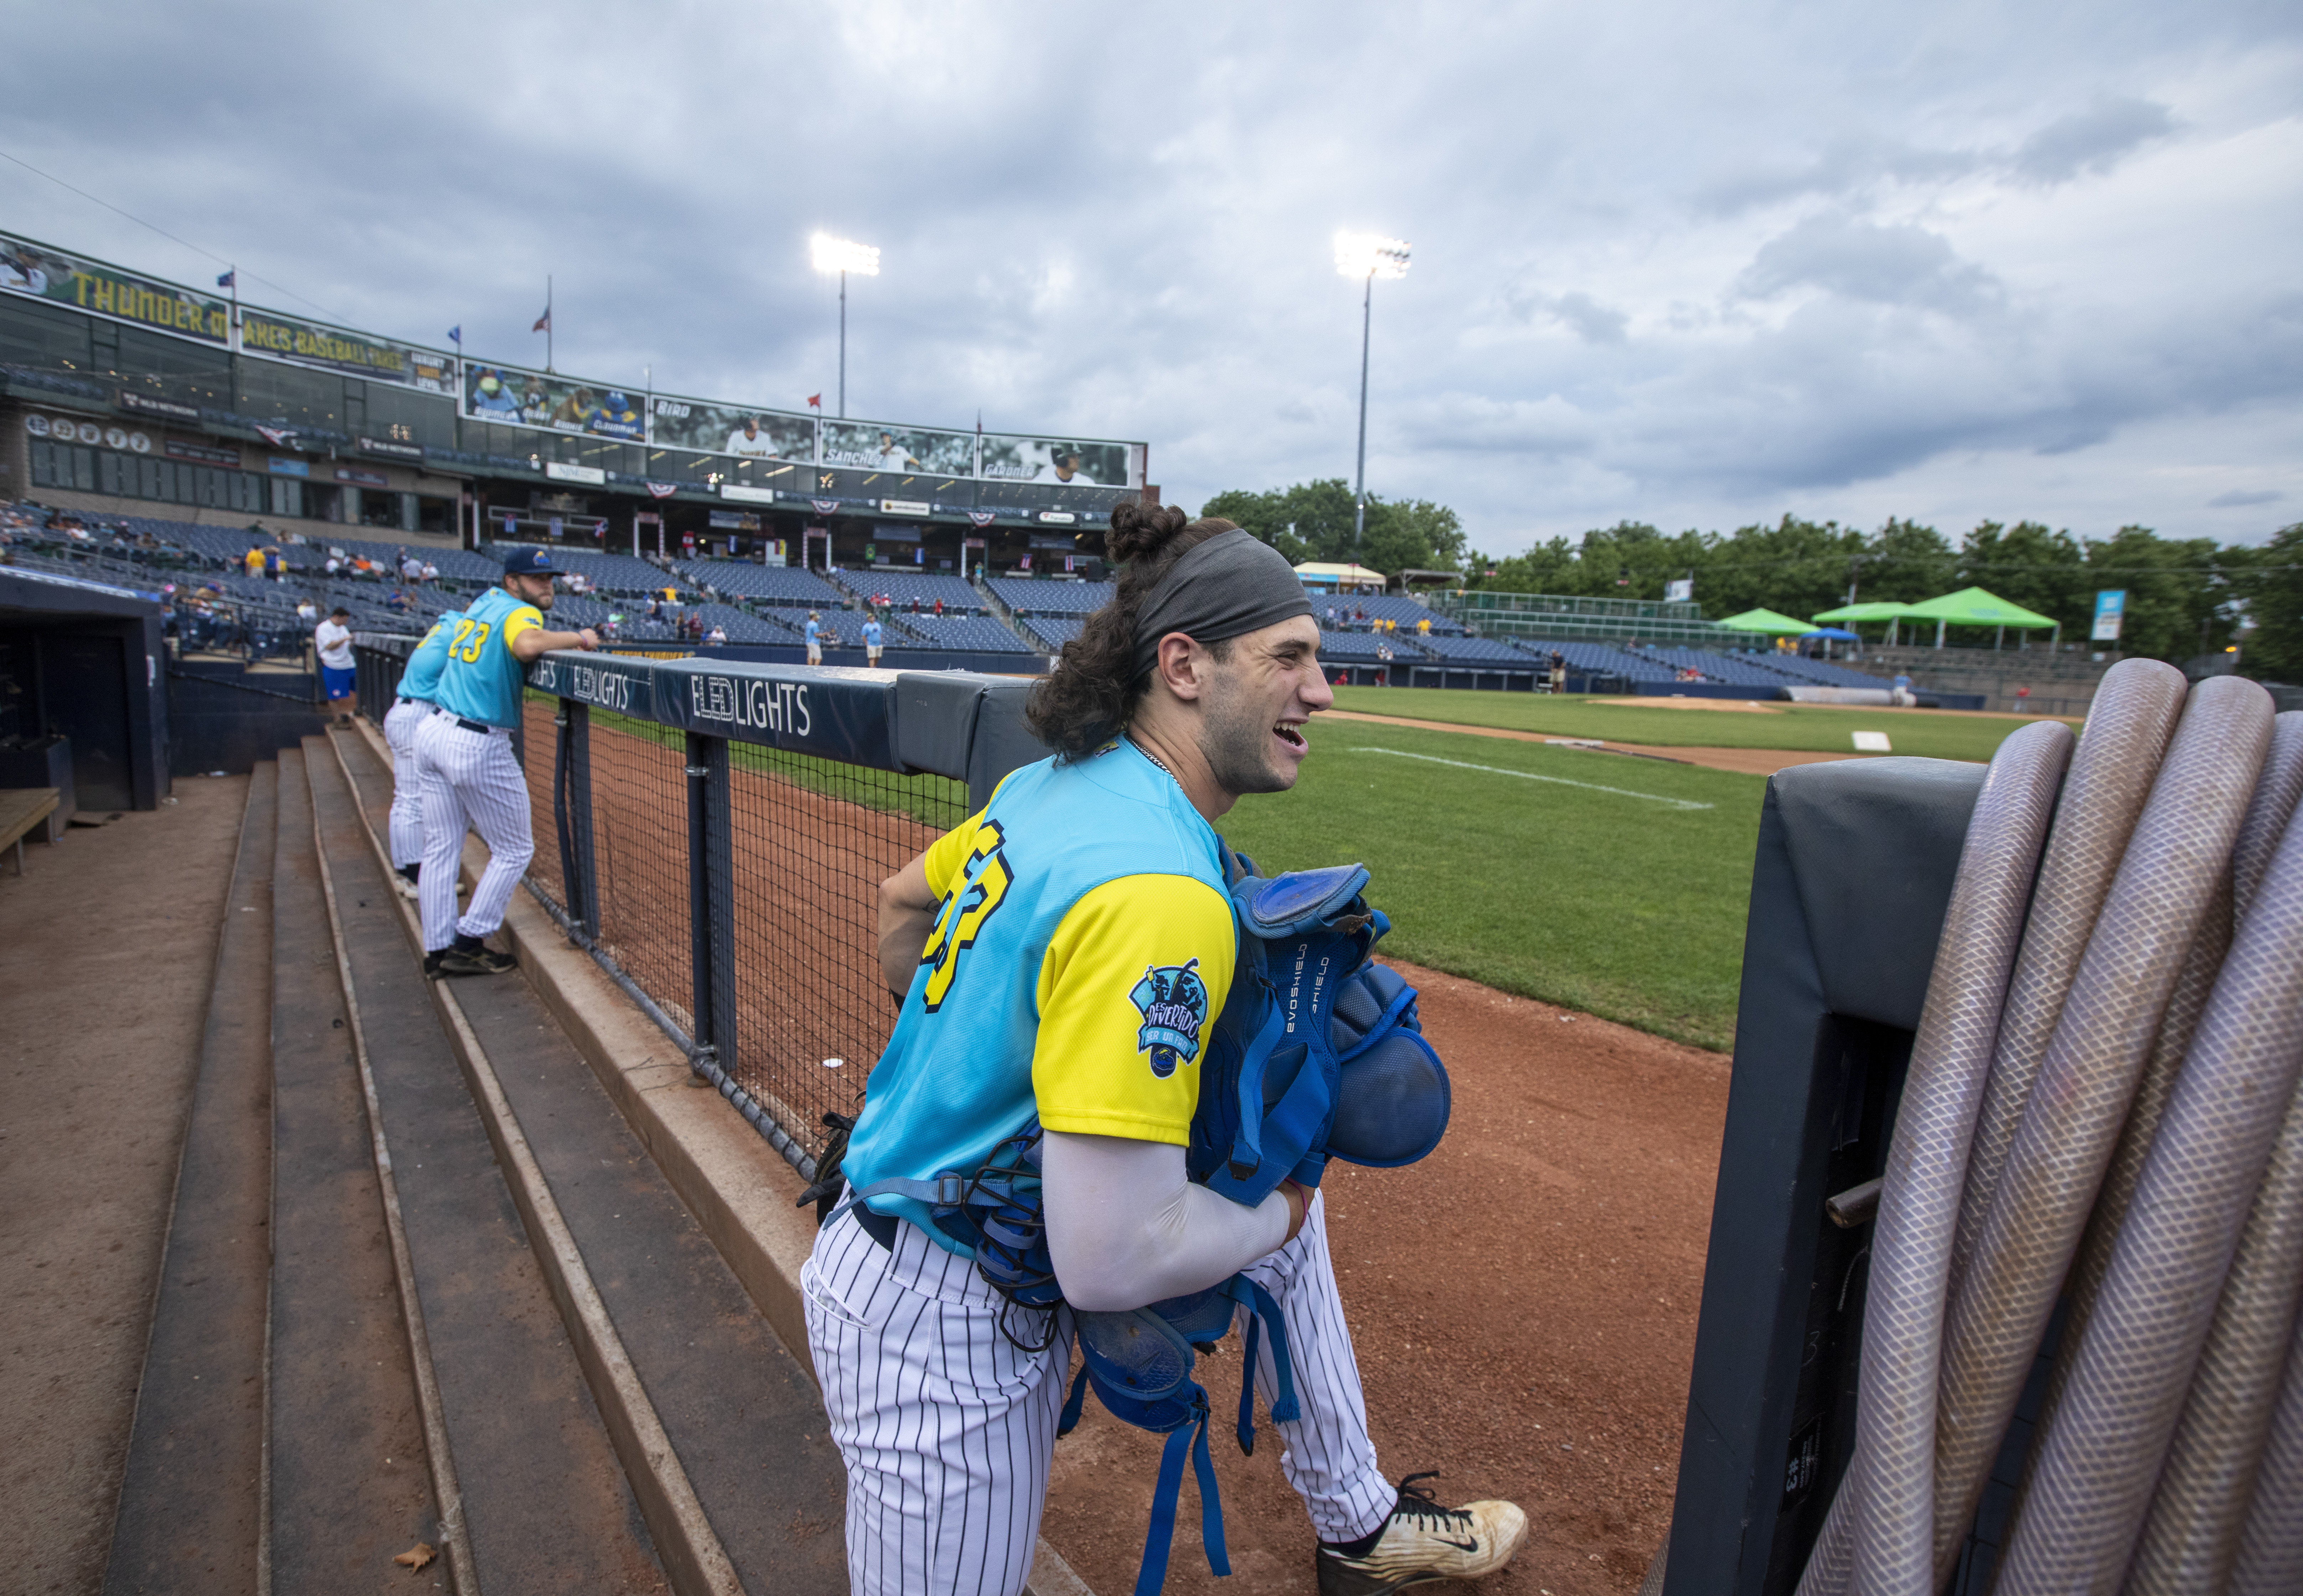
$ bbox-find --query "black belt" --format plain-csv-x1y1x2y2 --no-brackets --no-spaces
857,1206,899,1252
454,717,493,734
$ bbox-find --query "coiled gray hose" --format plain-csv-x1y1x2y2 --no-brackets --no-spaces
1993,696,2291,1595
1844,720,2074,1596
1924,675,2271,1584
2230,1312,2303,1591
2121,712,2303,1594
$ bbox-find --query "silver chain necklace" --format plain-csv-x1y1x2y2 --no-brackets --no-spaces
1130,737,1178,783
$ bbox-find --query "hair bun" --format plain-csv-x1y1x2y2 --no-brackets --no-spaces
1105,501,1191,563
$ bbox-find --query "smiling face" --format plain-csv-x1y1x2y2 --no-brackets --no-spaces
1194,614,1331,797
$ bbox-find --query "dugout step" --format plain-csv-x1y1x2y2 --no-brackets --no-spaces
317,727,850,1596
104,762,278,1594
301,739,670,1592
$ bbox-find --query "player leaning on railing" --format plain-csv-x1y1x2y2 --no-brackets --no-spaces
797,503,1527,1596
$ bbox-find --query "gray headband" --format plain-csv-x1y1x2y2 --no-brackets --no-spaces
1129,527,1313,678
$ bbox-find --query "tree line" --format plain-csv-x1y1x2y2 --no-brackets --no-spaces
1195,480,2303,679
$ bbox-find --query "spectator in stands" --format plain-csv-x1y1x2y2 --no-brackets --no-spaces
296,598,317,625
315,606,356,723
265,547,285,580
707,623,728,646
422,560,439,583
933,596,945,617
805,611,825,665
1416,616,1431,637
244,544,267,579
1326,603,1338,625
863,613,884,665
1549,650,1567,694
1891,672,1915,707
401,550,424,582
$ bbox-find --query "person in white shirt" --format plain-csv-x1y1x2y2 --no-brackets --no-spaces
726,417,779,457
422,560,439,583
872,432,919,471
401,553,424,581
315,607,356,723
1031,445,1096,486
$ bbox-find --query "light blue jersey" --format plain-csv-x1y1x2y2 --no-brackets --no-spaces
862,619,883,647
805,617,822,644
397,610,463,705
430,586,544,727
840,741,1238,1254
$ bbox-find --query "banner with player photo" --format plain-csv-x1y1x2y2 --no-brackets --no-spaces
239,307,454,391
977,433,1132,488
461,361,644,440
1,228,231,344
819,419,976,477
650,396,815,461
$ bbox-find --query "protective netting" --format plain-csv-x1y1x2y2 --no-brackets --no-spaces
516,690,968,1162
722,748,964,1155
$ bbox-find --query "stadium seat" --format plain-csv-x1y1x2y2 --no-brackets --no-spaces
984,577,1114,615
832,570,986,612
676,559,845,608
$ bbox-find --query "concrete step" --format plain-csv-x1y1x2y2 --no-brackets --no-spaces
300,738,668,1595
264,742,443,1586
316,728,847,1596
104,763,278,1596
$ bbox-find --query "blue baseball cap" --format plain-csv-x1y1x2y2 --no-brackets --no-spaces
502,548,555,576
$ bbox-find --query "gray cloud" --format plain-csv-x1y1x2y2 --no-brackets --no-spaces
2209,489,2283,508
1737,215,2001,315
0,0,2294,552
2012,97,2178,184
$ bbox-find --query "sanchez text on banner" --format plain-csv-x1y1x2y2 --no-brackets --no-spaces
819,418,976,477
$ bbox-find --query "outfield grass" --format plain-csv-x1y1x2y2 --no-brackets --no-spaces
1327,685,2054,761
1220,720,1765,1052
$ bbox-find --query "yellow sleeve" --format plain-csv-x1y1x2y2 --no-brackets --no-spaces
503,603,543,647
1032,874,1236,1144
921,810,985,900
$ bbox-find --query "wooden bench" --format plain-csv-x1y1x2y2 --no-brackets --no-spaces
0,788,61,875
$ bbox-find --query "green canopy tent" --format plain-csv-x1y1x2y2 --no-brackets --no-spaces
1811,599,1925,647
1900,586,2061,651
1714,607,1814,635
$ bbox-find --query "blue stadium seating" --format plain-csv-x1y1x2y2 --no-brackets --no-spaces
834,570,985,612
692,602,798,644
1314,632,1405,663
1411,635,1534,665
1632,646,1794,689
1509,639,1685,684
1017,615,1083,650
985,577,1114,615
1745,652,1889,690
1309,594,1464,634
677,560,844,607
887,613,1034,653
491,545,670,593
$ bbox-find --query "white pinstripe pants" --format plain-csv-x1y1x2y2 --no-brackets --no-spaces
412,711,533,951
802,1190,1392,1596
382,698,430,869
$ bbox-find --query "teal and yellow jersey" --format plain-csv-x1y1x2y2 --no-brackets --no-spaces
430,586,544,727
397,609,464,705
839,740,1238,1255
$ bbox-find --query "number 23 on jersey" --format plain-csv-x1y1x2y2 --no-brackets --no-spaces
919,821,1011,1012
449,617,494,662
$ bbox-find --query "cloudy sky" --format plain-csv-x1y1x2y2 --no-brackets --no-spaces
4,1,2299,555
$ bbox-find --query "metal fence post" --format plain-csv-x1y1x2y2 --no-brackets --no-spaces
703,736,739,1078
553,700,599,935
685,732,715,1059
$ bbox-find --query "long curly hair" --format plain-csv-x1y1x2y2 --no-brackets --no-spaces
1026,504,1239,760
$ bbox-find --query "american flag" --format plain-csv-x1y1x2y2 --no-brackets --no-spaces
532,306,552,333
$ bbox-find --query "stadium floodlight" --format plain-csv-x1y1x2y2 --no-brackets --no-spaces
1333,232,1411,558
811,234,881,419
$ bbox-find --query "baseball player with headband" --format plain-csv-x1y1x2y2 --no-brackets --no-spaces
803,504,1526,1595
382,606,463,901
413,548,595,977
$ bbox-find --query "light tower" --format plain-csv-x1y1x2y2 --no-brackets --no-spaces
1333,231,1411,562
809,233,881,419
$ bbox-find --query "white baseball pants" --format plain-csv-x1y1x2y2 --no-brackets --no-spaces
413,711,533,952
382,697,430,869
801,1190,1392,1596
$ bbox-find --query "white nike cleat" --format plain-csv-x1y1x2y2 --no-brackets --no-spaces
1315,1474,1529,1594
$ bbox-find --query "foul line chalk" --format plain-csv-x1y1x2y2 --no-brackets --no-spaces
1345,746,1716,811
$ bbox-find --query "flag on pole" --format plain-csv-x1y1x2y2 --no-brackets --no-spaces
216,269,235,288
447,325,461,346
806,393,822,410
532,306,552,333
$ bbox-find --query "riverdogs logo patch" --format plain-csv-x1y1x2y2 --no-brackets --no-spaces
1130,959,1209,1079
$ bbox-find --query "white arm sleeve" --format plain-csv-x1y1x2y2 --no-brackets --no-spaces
1042,1130,1292,1313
